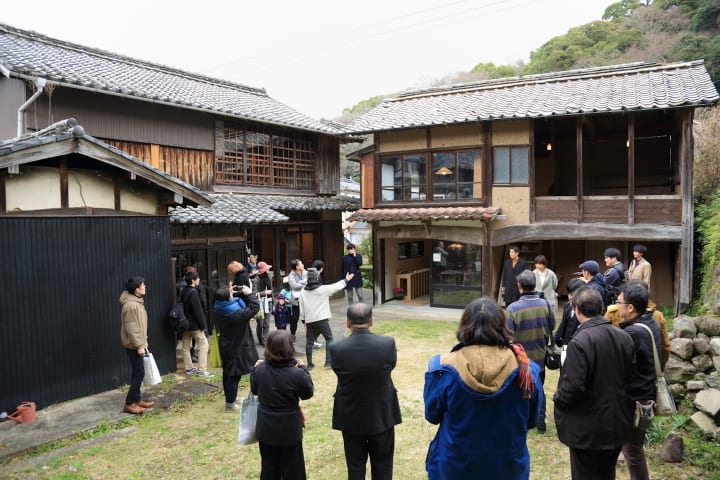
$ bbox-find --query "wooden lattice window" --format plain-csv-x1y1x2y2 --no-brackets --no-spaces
215,123,316,189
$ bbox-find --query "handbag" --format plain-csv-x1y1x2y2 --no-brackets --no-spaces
636,322,677,416
543,300,561,370
209,328,222,368
237,391,259,445
253,294,265,321
142,351,162,386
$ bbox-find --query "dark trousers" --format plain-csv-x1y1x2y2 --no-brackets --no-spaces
538,367,547,428
259,442,307,480
342,428,395,480
124,348,145,405
569,447,622,480
305,319,333,367
622,426,649,480
223,373,242,404
290,306,300,335
257,311,269,345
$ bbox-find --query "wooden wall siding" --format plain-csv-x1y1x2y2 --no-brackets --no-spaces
534,197,577,222
360,152,375,208
0,216,176,412
102,139,214,191
317,135,339,195
634,198,682,225
582,198,628,223
32,89,215,150
171,223,247,242
0,78,27,139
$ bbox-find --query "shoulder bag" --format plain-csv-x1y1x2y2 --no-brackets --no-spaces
237,389,258,445
636,322,676,416
543,300,561,370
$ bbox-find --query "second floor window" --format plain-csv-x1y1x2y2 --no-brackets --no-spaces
215,123,316,190
493,146,529,185
380,149,482,202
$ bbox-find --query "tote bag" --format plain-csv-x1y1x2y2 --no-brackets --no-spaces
636,322,676,416
142,352,162,386
209,329,222,368
237,391,259,445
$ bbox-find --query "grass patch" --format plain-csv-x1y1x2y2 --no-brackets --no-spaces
2,319,718,479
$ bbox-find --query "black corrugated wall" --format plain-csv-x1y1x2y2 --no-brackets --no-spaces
0,216,176,412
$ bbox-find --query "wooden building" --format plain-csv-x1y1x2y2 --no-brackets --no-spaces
0,119,211,411
0,22,359,301
346,61,719,312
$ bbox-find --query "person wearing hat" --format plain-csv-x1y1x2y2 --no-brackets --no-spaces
119,276,154,414
272,292,292,330
299,267,354,370
253,261,274,347
578,260,606,312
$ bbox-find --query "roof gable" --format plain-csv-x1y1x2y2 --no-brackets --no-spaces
0,23,354,136
348,61,720,133
0,119,212,207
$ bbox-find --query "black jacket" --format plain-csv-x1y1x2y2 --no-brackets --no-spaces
341,253,363,288
554,316,635,450
180,285,207,332
328,329,402,435
251,359,314,446
554,302,580,347
213,293,260,377
620,311,663,402
502,258,527,306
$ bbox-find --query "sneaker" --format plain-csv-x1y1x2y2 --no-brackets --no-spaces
225,403,240,412
323,363,332,369
313,341,323,349
185,367,199,375
197,371,215,378
123,403,144,415
137,400,155,408
307,363,315,371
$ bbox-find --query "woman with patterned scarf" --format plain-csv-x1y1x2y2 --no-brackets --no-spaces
424,297,543,480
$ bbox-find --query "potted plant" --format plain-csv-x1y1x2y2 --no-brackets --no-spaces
393,287,405,300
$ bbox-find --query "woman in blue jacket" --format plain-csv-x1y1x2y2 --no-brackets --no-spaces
424,297,543,480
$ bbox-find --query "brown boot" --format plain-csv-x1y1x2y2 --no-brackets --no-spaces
123,403,145,414
137,400,155,408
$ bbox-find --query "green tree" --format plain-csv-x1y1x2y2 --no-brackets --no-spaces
603,0,643,20
470,62,520,79
691,0,720,31
669,32,720,79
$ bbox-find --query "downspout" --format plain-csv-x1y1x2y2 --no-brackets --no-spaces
17,77,47,137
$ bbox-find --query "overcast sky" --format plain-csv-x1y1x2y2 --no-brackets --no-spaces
3,0,613,120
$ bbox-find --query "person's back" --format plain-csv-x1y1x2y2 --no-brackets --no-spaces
506,293,553,365
425,345,541,479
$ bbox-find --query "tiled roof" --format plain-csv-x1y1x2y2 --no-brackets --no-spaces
0,118,212,206
0,23,354,136
347,61,719,133
347,206,499,222
169,193,360,224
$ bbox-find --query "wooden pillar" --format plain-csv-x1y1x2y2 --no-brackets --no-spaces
482,221,493,298
678,109,694,313
628,114,635,225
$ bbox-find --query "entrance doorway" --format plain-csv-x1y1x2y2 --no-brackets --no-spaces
430,240,482,308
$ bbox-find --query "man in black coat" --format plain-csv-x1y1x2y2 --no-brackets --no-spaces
501,245,527,306
554,286,635,480
341,243,364,305
329,303,402,480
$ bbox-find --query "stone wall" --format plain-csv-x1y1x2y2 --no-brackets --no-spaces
666,315,720,437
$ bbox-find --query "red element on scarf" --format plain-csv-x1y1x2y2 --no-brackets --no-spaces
511,343,535,399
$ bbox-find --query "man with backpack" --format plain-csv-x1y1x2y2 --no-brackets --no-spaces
602,248,627,305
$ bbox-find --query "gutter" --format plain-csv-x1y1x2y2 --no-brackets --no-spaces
17,77,47,137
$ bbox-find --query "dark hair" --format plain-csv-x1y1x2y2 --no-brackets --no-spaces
633,244,647,256
125,276,145,293
290,259,303,271
215,286,231,301
533,255,548,267
347,303,372,325
311,259,325,271
508,245,520,253
603,247,622,260
346,243,356,250
620,283,649,313
516,270,536,292
626,278,649,291
566,277,585,294
456,298,512,348
184,271,199,284
572,286,603,317
264,330,296,362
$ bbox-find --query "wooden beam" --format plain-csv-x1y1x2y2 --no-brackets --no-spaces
491,223,683,246
113,177,121,210
0,170,5,213
576,118,583,223
628,114,635,225
59,156,68,208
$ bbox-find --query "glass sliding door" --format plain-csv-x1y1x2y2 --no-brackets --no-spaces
430,240,482,308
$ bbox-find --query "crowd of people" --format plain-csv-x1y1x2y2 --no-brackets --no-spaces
118,241,667,479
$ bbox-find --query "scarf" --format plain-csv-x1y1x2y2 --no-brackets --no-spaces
213,297,247,316
511,343,535,399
